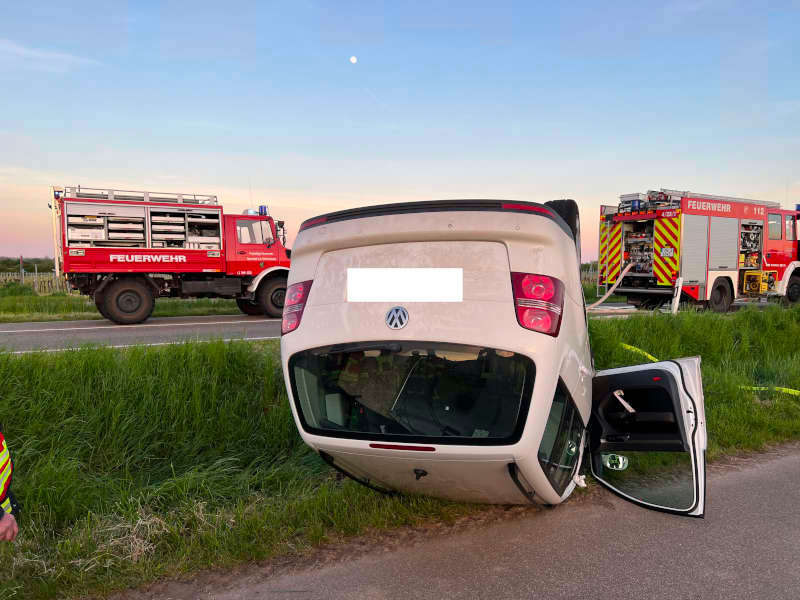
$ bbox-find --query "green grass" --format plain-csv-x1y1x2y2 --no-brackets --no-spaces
589,305,800,460
582,282,625,304
0,341,474,598
2,307,800,597
0,293,241,322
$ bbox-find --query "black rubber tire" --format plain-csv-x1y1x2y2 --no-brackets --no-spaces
785,276,800,305
257,277,287,318
236,298,264,316
709,279,733,313
545,199,581,247
640,297,666,311
94,290,111,320
103,278,155,324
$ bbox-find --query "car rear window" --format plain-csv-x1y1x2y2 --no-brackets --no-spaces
289,342,535,445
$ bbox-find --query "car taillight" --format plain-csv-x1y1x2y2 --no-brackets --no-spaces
282,280,313,335
510,272,564,336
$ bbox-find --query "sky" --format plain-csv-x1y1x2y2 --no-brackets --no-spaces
1,0,799,260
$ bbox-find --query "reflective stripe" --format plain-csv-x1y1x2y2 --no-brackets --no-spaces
0,461,11,497
606,222,623,283
653,215,682,286
598,219,609,284
0,498,10,515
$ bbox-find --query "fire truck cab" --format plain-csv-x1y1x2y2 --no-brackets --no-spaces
51,186,291,324
598,189,800,312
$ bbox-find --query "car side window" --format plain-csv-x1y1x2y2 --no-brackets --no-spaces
237,219,265,245
538,381,585,495
768,213,782,240
785,215,796,242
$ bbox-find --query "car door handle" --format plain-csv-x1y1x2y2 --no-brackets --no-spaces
238,250,247,255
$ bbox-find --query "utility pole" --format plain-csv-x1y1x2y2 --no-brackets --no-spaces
19,255,24,284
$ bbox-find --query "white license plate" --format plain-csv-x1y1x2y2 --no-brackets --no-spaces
347,268,463,302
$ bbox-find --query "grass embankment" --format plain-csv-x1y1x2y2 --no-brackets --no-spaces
590,306,800,460
2,307,800,597
0,341,472,598
0,283,240,322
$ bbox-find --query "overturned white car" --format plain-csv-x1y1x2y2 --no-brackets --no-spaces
280,199,706,517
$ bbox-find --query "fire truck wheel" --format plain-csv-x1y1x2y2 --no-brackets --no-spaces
709,279,733,313
103,278,155,324
236,298,264,316
786,276,800,304
94,293,110,319
257,278,287,318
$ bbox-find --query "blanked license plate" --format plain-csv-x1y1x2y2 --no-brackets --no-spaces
347,268,463,302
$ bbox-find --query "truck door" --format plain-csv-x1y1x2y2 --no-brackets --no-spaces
589,357,706,517
225,215,278,276
764,211,792,284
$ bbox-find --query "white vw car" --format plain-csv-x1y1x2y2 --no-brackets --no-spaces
280,199,707,517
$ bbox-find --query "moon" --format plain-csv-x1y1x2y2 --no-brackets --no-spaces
349,56,358,64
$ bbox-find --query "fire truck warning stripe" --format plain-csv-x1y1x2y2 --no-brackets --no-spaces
658,224,679,248
654,223,678,248
662,217,680,238
598,221,609,284
653,216,681,286
653,261,670,284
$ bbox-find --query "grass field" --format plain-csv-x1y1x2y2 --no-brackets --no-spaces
2,307,800,598
0,283,241,323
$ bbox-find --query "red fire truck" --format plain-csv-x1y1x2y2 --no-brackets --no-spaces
51,186,291,324
597,188,800,312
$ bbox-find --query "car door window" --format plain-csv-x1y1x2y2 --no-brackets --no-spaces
589,358,706,517
768,214,782,240
237,219,265,245
785,215,796,242
538,381,584,495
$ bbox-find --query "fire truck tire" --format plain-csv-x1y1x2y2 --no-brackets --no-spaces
785,276,800,304
103,278,155,324
257,277,287,318
236,298,264,316
709,279,733,313
94,293,111,320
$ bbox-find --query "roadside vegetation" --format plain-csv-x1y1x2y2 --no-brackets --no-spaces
2,307,800,597
0,257,54,273
0,282,241,322
0,281,620,324
581,282,625,304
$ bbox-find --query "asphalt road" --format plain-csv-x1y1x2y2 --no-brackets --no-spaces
0,315,281,352
134,446,800,600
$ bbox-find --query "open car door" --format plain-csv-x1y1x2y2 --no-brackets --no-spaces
589,357,706,517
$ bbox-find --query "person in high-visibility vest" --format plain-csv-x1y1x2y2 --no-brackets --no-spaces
0,428,19,542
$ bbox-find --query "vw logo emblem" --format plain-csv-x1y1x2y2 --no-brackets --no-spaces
385,306,409,330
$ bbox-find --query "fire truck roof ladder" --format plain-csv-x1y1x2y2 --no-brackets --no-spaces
659,189,780,208
61,186,219,205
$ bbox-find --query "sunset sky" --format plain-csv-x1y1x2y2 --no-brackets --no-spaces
1,1,799,260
